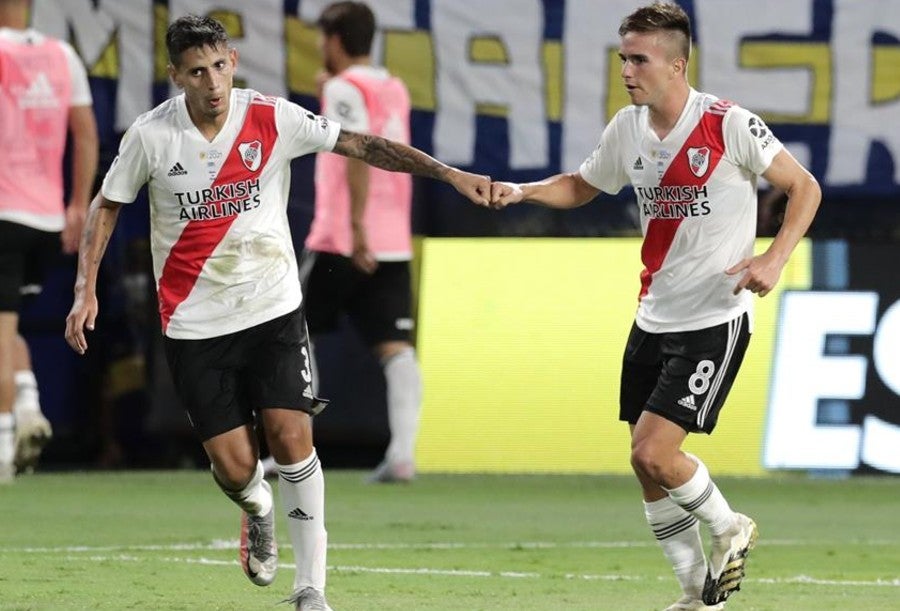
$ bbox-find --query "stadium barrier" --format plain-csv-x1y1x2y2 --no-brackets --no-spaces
415,237,812,476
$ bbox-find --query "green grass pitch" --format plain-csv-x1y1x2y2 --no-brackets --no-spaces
1,471,898,610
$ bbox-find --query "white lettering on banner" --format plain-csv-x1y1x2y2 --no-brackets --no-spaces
873,299,900,395
827,0,900,185
25,0,900,193
861,415,900,472
765,292,871,469
765,291,900,473
298,0,415,65
171,0,285,99
561,0,634,172
31,0,152,132
695,0,813,116
432,0,547,169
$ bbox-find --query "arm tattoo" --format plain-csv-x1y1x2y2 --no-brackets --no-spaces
76,202,120,289
334,130,451,181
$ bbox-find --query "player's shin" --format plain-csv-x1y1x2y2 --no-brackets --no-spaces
664,454,734,537
645,496,708,598
277,448,328,592
212,460,273,516
382,346,421,469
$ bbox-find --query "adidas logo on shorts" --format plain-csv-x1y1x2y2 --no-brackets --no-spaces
677,394,698,410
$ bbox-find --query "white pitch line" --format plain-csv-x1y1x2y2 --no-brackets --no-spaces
5,537,898,554
55,554,900,588
755,576,900,587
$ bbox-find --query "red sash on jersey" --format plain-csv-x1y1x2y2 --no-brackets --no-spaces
638,100,732,300
157,97,278,333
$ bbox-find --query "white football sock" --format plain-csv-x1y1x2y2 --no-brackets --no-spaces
644,496,707,598
212,460,273,516
278,449,327,591
13,370,40,415
0,412,16,465
665,454,735,536
0,412,15,465
382,347,421,465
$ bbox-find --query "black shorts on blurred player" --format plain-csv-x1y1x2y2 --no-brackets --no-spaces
301,249,414,346
0,221,61,312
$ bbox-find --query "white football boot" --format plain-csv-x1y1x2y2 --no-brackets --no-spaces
702,513,758,605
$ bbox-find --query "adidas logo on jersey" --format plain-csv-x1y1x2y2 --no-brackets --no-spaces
633,157,644,170
19,72,59,109
677,394,698,410
288,507,313,521
167,162,188,176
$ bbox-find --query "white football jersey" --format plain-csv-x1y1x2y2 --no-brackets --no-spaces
102,88,340,339
580,88,783,333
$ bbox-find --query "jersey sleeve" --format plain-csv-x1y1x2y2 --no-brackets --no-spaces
723,106,784,175
100,125,149,204
276,98,341,159
322,77,370,133
578,112,629,194
60,41,92,107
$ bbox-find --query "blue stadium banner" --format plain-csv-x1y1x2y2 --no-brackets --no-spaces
31,0,900,196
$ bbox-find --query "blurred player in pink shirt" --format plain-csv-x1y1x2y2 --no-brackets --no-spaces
305,2,421,483
0,0,98,481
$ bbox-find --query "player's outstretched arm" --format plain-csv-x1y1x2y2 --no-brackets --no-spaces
726,149,821,297
332,129,490,206
65,194,124,355
490,172,600,209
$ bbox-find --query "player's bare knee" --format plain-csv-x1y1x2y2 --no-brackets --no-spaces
212,454,258,489
265,425,312,459
630,442,669,483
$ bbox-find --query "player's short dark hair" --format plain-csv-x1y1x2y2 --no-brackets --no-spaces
166,14,229,66
317,1,376,58
619,1,692,61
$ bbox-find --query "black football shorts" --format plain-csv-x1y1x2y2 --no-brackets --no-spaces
163,307,326,441
619,313,751,434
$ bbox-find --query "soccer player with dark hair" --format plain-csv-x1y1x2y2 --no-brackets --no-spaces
65,14,489,610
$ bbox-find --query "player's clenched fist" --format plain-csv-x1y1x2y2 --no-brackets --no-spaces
447,169,491,207
490,181,524,209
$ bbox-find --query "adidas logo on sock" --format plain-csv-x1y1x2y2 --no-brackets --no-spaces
633,157,643,170
677,394,697,410
288,507,313,520
167,162,188,176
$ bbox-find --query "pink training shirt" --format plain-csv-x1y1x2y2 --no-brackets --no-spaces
0,28,91,231
307,66,413,261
